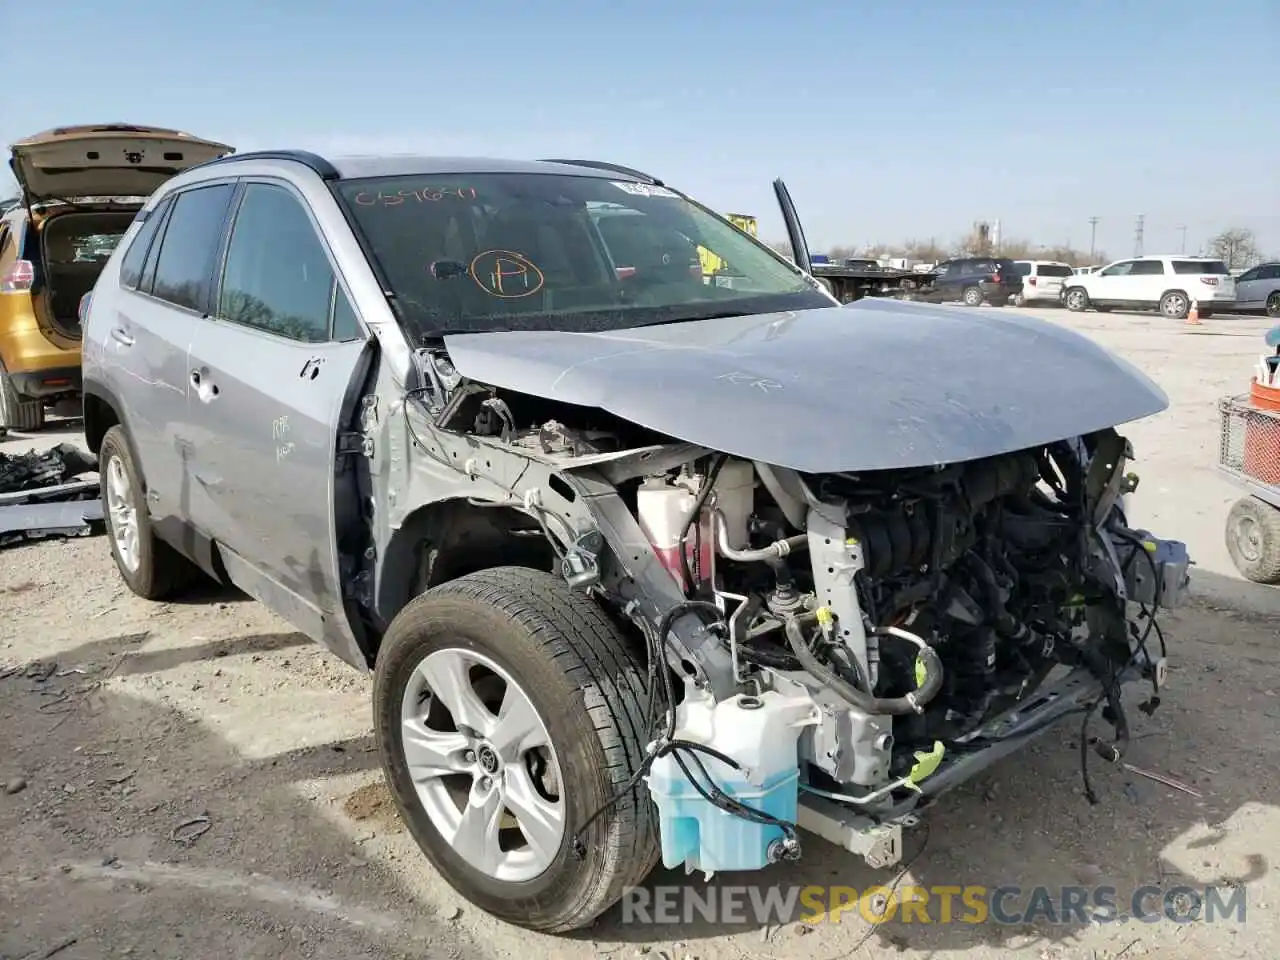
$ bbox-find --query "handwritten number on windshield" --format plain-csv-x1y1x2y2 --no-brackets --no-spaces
354,186,478,206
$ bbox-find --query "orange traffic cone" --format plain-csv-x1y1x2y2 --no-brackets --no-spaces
1186,299,1202,325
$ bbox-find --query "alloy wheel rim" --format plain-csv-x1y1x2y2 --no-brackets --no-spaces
1163,294,1186,317
399,647,565,882
105,456,140,573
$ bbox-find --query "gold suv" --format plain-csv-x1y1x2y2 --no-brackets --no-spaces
0,123,230,430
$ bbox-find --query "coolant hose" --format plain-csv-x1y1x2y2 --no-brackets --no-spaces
714,511,808,562
784,613,944,716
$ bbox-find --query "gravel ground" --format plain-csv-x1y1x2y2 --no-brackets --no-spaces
1,306,1277,960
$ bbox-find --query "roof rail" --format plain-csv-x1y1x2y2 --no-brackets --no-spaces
186,149,340,180
539,159,662,185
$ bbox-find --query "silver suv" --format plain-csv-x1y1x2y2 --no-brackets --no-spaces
81,151,1189,933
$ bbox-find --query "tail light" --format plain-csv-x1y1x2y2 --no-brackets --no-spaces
1,260,34,293
615,266,637,280
1028,276,1037,286
990,273,1001,283
78,292,93,327
1199,277,1220,286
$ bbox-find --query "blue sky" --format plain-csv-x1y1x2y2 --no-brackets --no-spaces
3,0,1276,259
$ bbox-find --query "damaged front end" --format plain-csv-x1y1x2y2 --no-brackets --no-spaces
356,310,1190,880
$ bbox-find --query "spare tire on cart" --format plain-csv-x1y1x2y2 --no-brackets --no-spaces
1218,388,1280,584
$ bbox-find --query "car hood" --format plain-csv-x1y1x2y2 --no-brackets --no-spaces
9,123,232,203
442,299,1168,473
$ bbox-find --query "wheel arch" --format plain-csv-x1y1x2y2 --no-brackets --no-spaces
371,497,564,658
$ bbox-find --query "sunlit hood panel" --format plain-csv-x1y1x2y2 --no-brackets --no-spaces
442,299,1168,473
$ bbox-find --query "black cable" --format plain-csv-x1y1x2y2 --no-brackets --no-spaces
678,454,727,598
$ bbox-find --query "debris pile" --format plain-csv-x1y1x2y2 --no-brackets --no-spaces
0,443,103,548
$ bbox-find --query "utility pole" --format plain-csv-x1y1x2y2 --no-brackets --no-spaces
1134,215,1145,257
1177,224,1187,253
1088,216,1099,259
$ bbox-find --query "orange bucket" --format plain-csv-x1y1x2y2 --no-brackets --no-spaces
1245,379,1280,483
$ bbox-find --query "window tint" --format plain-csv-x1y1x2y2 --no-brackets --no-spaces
219,183,334,342
1171,259,1229,275
1012,262,1031,276
1037,264,1074,277
1129,260,1165,276
151,185,235,311
118,199,170,289
1262,264,1280,280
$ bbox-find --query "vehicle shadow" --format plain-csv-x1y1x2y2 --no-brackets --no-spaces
0,629,488,960
581,570,1276,957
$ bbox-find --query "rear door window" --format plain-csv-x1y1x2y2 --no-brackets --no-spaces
149,183,236,311
1171,260,1230,275
119,199,171,290
1037,264,1074,277
1130,260,1166,276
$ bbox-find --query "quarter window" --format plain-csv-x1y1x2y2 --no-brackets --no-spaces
150,184,236,311
118,198,171,290
218,183,339,342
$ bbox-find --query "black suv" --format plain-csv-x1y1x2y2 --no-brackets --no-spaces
917,257,1023,307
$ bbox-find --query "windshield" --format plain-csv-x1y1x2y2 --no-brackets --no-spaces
334,173,829,337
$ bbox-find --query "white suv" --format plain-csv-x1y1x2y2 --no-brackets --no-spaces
1011,260,1074,306
1061,255,1236,319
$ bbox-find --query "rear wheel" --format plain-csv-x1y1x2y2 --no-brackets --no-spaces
961,286,983,306
100,425,201,599
1266,292,1280,318
1226,496,1280,584
1063,287,1089,312
373,566,658,933
1160,290,1190,319
0,361,46,432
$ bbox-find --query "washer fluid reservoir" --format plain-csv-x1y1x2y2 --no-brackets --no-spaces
646,689,820,876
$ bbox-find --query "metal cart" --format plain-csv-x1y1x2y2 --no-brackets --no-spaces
1217,393,1280,583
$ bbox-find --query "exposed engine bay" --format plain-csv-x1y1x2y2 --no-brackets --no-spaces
397,340,1192,879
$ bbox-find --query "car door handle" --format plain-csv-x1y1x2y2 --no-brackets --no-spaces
110,326,134,347
191,368,220,400
299,357,325,380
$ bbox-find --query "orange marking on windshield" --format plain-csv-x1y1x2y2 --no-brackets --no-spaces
469,250,545,299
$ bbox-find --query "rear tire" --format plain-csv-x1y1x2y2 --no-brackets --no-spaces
0,361,46,432
1226,496,1280,584
1266,292,1280,318
99,425,201,600
373,566,658,933
961,286,983,306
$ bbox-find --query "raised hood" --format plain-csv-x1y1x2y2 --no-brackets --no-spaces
9,123,233,203
442,299,1168,474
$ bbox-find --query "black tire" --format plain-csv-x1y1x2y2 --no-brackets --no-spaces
373,566,658,933
961,286,983,306
99,425,201,600
0,360,45,431
1226,497,1280,584
1266,292,1280,318
1063,287,1090,312
1159,290,1190,320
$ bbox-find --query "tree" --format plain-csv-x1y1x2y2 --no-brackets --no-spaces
1208,228,1260,269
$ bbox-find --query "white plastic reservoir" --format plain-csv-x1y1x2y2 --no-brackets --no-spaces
646,689,820,876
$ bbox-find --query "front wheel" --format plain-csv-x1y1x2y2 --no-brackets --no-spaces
961,286,983,306
1226,496,1280,584
1063,287,1089,312
1160,290,1190,319
373,567,658,933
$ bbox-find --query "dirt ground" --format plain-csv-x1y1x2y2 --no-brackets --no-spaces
2,306,1278,960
